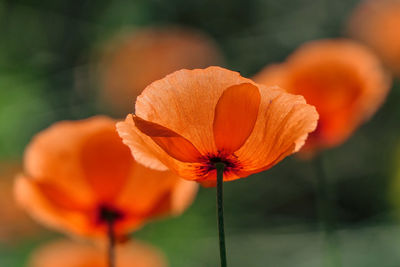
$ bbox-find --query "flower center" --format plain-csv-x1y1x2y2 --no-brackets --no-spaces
196,152,242,178
97,204,124,224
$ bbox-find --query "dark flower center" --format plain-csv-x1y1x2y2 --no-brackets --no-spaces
196,152,242,177
97,204,124,224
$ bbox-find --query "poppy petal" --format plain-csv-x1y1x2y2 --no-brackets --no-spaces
170,179,198,215
348,0,400,75
255,39,390,152
235,86,319,171
213,83,261,153
24,116,133,205
116,115,168,171
133,116,203,162
114,162,198,217
117,115,206,181
15,175,143,238
199,179,217,187
14,175,92,237
29,239,167,267
23,119,104,208
79,127,134,203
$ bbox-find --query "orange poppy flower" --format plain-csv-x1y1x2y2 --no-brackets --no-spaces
15,116,198,239
254,39,390,154
116,66,319,187
96,26,224,115
0,162,41,243
29,239,167,267
347,0,400,75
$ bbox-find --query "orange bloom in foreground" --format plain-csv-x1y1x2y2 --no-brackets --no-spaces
97,26,223,114
117,67,319,187
15,116,198,238
29,239,167,267
348,0,400,75
254,39,390,153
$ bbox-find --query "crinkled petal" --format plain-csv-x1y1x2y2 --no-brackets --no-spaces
234,85,319,172
133,116,202,162
117,116,214,181
116,115,168,171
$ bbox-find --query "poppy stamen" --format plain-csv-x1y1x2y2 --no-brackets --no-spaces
196,152,242,178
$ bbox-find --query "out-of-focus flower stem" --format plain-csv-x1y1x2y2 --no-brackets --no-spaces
106,218,116,267
216,162,227,267
315,155,342,267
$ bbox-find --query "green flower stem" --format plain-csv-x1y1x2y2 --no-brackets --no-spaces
315,155,341,267
216,162,227,267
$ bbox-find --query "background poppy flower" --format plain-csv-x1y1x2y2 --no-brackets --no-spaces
0,162,41,244
15,116,198,239
117,66,318,187
347,0,400,75
254,39,391,154
29,239,167,267
95,26,224,115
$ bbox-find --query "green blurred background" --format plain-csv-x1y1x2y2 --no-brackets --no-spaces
1,0,400,266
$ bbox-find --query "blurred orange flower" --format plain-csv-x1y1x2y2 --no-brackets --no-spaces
15,116,198,239
0,162,41,243
254,39,390,154
96,26,224,114
117,66,318,187
348,0,400,75
29,239,167,267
